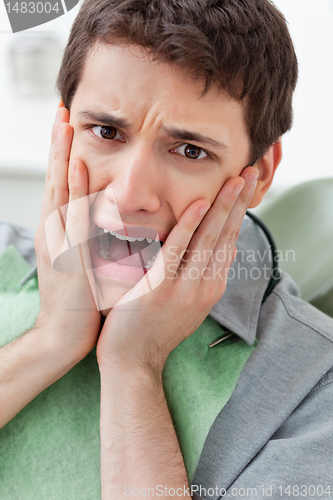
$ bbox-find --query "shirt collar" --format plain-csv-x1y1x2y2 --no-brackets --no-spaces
208,214,273,345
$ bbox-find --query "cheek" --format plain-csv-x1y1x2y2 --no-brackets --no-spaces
70,132,112,194
169,171,228,221
204,174,228,203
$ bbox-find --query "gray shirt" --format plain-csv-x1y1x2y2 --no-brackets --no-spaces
193,217,333,499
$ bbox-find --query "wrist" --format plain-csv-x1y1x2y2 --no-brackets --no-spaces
97,341,167,380
99,359,163,391
0,325,85,428
34,314,94,364
33,320,88,370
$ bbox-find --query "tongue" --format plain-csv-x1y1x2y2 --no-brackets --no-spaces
108,236,160,267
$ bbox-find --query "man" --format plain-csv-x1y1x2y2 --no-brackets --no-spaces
0,0,332,499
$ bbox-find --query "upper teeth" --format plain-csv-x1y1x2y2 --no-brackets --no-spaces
103,228,154,244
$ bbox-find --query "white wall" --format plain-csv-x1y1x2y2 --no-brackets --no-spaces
271,0,333,191
0,1,83,229
0,0,332,229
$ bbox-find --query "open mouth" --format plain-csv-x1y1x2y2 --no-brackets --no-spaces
92,226,164,270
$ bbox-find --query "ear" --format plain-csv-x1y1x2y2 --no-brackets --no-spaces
58,100,64,108
248,139,282,209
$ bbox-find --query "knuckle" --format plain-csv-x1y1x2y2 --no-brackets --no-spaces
35,238,51,268
60,185,70,200
40,248,51,267
203,232,219,251
45,184,69,208
239,192,248,204
220,202,232,218
47,186,56,204
227,227,240,244
45,169,52,183
183,221,196,237
167,244,184,260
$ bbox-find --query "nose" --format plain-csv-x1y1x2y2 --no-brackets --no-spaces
105,145,161,215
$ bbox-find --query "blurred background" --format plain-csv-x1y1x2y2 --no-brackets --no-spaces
0,0,332,230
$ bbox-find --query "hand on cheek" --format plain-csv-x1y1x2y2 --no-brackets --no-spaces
96,167,259,374
35,106,101,360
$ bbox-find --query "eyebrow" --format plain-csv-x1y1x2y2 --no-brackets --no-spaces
79,111,131,129
161,125,229,152
79,110,229,152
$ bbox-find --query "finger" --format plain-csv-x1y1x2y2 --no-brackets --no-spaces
44,159,93,278
158,199,211,279
64,160,92,273
41,121,74,229
65,162,96,320
217,167,259,249
40,112,74,267
41,123,72,235
46,107,70,184
66,160,89,246
203,167,259,279
42,108,72,222
50,121,73,198
38,108,71,245
200,242,237,285
182,175,246,275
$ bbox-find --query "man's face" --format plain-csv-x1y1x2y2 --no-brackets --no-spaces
69,43,251,311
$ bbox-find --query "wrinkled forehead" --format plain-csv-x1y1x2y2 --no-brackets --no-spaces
71,42,248,142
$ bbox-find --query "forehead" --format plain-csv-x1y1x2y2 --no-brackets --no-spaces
72,43,249,148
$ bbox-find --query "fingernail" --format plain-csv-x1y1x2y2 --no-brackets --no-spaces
233,184,244,195
249,172,259,184
199,204,210,216
70,161,77,176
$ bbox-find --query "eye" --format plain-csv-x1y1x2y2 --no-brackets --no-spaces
173,143,208,160
91,125,124,141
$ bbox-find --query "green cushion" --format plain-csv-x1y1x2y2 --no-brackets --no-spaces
255,178,333,318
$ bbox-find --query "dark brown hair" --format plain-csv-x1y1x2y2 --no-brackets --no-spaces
57,0,298,165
